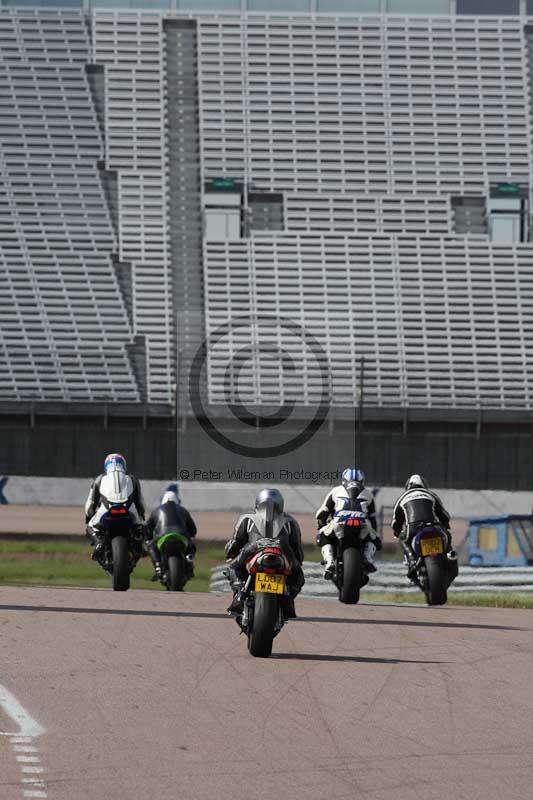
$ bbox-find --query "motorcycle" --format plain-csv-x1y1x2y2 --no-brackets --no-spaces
401,523,459,605
93,503,142,591
234,537,293,659
154,532,193,592
328,511,370,605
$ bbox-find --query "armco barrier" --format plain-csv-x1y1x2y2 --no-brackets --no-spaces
210,562,533,596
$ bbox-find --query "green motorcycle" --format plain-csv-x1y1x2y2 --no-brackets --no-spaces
155,532,193,591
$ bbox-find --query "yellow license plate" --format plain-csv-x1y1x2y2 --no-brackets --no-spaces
255,572,285,594
420,537,444,556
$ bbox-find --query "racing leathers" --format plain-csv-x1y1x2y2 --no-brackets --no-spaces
145,500,197,577
84,470,146,555
391,487,451,545
225,511,305,613
316,485,381,574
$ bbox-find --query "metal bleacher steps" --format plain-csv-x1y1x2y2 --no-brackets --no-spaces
197,12,533,412
0,9,139,402
204,235,533,410
2,7,533,414
92,11,173,404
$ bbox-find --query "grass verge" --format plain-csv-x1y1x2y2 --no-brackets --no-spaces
1,539,532,608
0,538,226,593
355,591,533,608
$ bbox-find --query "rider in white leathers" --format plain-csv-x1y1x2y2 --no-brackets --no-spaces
85,453,146,558
316,467,381,578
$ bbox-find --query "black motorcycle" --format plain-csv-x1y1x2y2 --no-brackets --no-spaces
233,537,293,659
328,511,370,605
154,532,192,592
401,523,459,605
93,504,142,591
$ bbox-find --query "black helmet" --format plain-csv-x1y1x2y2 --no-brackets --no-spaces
405,474,429,491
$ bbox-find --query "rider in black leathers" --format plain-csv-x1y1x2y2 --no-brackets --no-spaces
392,474,454,577
145,491,197,581
391,474,451,541
225,488,305,619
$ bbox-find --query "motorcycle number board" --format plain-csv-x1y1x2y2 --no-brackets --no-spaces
420,537,444,556
255,573,285,594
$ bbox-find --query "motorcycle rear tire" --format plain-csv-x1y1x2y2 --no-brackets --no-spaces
167,555,184,592
248,593,279,658
339,546,362,605
424,556,448,605
112,536,130,591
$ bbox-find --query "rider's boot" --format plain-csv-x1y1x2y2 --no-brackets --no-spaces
185,552,195,578
90,530,105,561
321,544,335,580
446,549,459,582
280,595,296,619
227,581,244,614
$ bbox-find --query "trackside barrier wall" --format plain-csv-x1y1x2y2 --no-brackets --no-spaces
210,563,533,595
1,477,533,517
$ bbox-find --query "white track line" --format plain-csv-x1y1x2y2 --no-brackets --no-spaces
0,684,47,799
0,686,45,738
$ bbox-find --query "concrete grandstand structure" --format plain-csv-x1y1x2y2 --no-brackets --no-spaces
2,2,533,436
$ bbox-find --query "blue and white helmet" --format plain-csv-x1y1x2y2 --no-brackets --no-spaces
341,467,365,495
104,453,127,474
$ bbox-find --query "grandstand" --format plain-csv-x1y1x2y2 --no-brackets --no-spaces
1,0,533,419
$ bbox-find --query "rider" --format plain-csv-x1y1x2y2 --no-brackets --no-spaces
316,467,380,578
225,488,305,619
145,490,197,581
391,474,451,542
391,474,455,576
84,453,146,559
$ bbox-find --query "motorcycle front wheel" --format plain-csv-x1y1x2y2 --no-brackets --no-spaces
248,593,279,658
112,535,130,591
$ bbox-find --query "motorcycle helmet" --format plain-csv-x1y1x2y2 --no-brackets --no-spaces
162,490,179,505
104,453,127,474
255,488,284,539
255,488,284,517
341,467,365,502
405,474,429,491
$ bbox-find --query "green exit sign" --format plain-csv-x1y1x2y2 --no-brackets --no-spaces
495,182,522,196
209,177,237,191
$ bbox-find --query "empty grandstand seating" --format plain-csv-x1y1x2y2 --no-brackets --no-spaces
0,10,139,402
197,12,533,411
2,6,533,412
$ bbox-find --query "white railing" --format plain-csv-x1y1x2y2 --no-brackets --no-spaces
210,562,533,595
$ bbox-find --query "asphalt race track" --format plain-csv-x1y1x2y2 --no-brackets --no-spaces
1,587,532,800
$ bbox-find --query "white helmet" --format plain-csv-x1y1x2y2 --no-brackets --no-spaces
405,474,429,491
162,490,179,505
